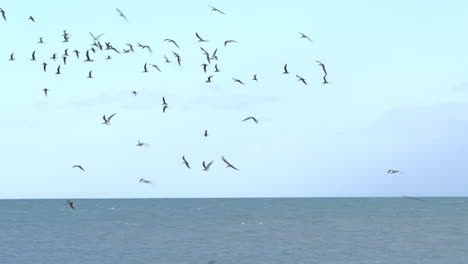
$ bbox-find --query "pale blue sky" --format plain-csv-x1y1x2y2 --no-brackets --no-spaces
1,0,468,198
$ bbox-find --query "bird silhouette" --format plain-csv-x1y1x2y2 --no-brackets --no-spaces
195,32,208,42
66,200,76,209
89,32,104,41
205,75,213,83
299,32,311,41
242,116,258,123
252,74,258,81
42,88,48,96
143,63,148,73
222,156,239,170
282,64,289,74
42,62,47,72
55,65,61,75
224,40,237,46
84,50,94,62
209,5,225,14
137,43,152,54
139,178,152,184
165,39,180,49
8,53,14,61
202,161,214,171
182,156,191,169
30,50,36,61
87,70,93,78
233,78,245,85
296,75,307,85
28,16,35,22
38,37,44,44
116,8,128,22
102,113,116,125
0,8,6,21
316,60,328,75
204,130,208,137
72,165,85,172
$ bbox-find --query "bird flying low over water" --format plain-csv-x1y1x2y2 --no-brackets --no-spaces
164,39,180,49
72,165,85,172
102,113,116,125
66,200,76,209
182,156,191,169
116,8,128,22
0,8,6,21
202,161,214,171
222,156,239,170
242,116,258,123
209,5,225,14
196,32,208,42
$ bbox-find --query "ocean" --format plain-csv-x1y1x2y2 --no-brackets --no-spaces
0,198,467,264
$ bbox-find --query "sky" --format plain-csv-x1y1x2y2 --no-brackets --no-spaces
1,0,468,198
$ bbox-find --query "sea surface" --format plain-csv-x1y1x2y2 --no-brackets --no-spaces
0,198,467,264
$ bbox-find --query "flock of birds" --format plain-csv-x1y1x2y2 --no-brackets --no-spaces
1,6,414,209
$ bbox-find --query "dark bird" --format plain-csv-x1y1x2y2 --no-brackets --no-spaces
242,116,258,123
210,48,218,61
182,156,191,169
221,156,239,170
202,161,214,171
84,50,94,62
42,62,47,72
62,35,70,42
204,130,208,137
162,105,168,113
387,170,401,174
322,75,329,84
299,32,311,41
9,53,14,61
137,43,152,54
50,53,57,61
173,52,181,66
233,78,245,85
162,97,167,106
150,64,161,72
28,16,35,22
316,60,327,75
282,64,289,74
102,113,116,125
72,165,85,172
214,64,220,72
143,63,148,73
116,8,128,22
0,8,6,21
38,37,44,44
195,32,208,42
87,70,93,78
73,50,79,59
62,56,67,65
139,178,152,184
126,43,134,53
63,48,69,57
55,65,61,75
296,75,307,85
205,75,213,83
42,88,48,96
136,140,146,147
132,91,137,96
209,5,225,14
252,74,258,81
30,50,36,61
164,55,171,63
224,40,237,46
89,32,104,41
66,200,76,209
165,39,180,49
201,63,208,73
401,195,424,202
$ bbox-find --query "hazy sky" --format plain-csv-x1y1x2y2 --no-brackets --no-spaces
1,0,468,198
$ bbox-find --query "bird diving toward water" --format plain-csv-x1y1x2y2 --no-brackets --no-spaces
202,161,214,171
224,40,237,47
196,32,208,42
28,16,35,22
299,32,311,41
316,60,327,75
116,8,128,22
296,75,307,85
242,116,258,123
42,88,48,96
102,113,116,125
222,156,239,170
0,8,6,21
182,156,191,169
209,5,225,14
66,200,76,209
72,165,85,172
165,39,180,49
282,64,289,74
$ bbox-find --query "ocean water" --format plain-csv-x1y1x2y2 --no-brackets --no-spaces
0,198,467,264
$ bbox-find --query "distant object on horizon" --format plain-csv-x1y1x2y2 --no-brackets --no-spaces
401,195,424,201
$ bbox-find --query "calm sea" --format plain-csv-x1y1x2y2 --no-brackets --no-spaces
0,198,467,264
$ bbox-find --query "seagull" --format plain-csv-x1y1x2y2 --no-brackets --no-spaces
62,56,67,65
42,62,47,72
162,105,168,113
205,75,213,83
126,43,134,53
66,200,76,209
38,37,44,44
316,60,327,75
224,40,237,46
102,113,116,125
195,32,208,42
282,64,289,74
136,140,145,147
387,170,401,174
221,156,239,171
50,53,57,61
72,165,85,172
164,55,171,63
132,91,137,96
42,88,48,96
242,116,258,123
28,16,35,22
182,156,191,169
106,55,112,60
296,75,307,85
116,8,128,22
233,78,245,85
299,32,311,41
252,74,258,81
150,64,161,72
139,178,152,184
214,64,220,72
209,5,225,14
143,63,148,73
137,43,152,54
204,130,208,137
173,52,181,66
73,50,79,59
55,65,61,75
8,53,14,61
164,39,180,49
87,70,93,78
89,32,104,41
202,161,214,171
0,8,6,21
30,50,36,61
84,50,94,62
201,63,208,73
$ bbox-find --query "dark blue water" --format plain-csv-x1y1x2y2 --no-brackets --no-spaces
1,198,467,264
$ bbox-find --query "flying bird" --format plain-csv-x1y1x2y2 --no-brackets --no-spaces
164,39,180,49
116,8,128,22
162,105,168,113
162,97,167,106
242,116,258,123
87,70,93,78
204,130,208,137
50,53,57,61
132,91,137,96
195,32,208,42
136,140,146,147
182,156,191,169
150,64,161,72
299,32,311,41
387,170,401,174
73,50,79,59
89,32,104,41
172,52,181,66
0,8,6,21
252,74,258,81
214,64,220,72
282,64,289,74
84,50,94,62
55,65,61,75
164,55,171,63
72,165,85,172
201,63,208,73
42,62,47,72
202,161,214,171
66,200,76,209
38,37,44,44
233,78,245,85
102,113,116,125
42,88,48,96
8,53,14,61
322,75,329,84
209,5,225,14
139,178,152,184
316,60,327,75
137,43,152,54
28,16,35,22
221,156,239,170
205,75,213,83
401,195,424,202
224,40,237,46
143,63,148,73
296,75,307,85
30,50,36,61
